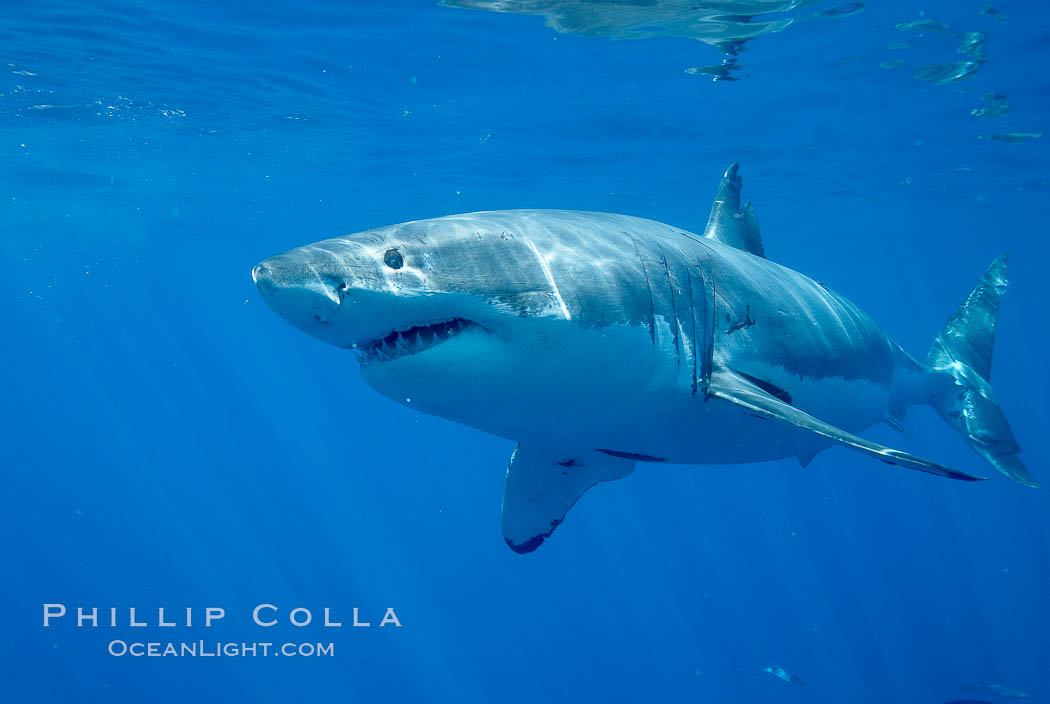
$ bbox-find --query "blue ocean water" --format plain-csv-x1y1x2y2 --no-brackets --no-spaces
3,1,1048,701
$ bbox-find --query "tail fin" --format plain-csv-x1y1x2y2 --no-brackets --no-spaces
927,254,1037,487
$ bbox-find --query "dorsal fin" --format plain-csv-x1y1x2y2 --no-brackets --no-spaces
703,163,766,258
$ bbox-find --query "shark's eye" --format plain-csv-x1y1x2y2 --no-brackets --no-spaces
384,249,404,270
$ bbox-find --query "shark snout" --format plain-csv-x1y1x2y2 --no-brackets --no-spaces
250,254,293,298
252,251,344,330
251,260,271,287
253,245,420,349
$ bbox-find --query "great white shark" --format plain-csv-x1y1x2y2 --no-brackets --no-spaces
253,165,1035,554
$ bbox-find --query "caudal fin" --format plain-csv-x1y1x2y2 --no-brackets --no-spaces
927,254,1037,487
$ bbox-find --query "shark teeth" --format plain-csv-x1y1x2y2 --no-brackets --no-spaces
359,318,472,364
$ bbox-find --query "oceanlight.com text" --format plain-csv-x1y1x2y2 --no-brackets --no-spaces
107,640,335,658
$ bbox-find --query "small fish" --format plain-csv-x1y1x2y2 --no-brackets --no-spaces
981,91,1007,102
684,60,740,82
970,103,1009,118
815,2,867,18
762,666,805,686
884,41,915,49
879,59,907,70
978,132,1042,143
895,18,949,33
913,61,980,84
957,31,987,60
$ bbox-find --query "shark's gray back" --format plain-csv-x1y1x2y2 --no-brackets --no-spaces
438,208,901,391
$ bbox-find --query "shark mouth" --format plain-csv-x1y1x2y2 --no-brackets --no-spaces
354,318,474,364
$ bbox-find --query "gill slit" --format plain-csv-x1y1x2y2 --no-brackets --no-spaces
686,264,699,394
657,245,681,367
627,234,656,344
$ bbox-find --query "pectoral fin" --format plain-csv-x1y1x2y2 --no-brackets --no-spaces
501,445,635,554
709,370,985,481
